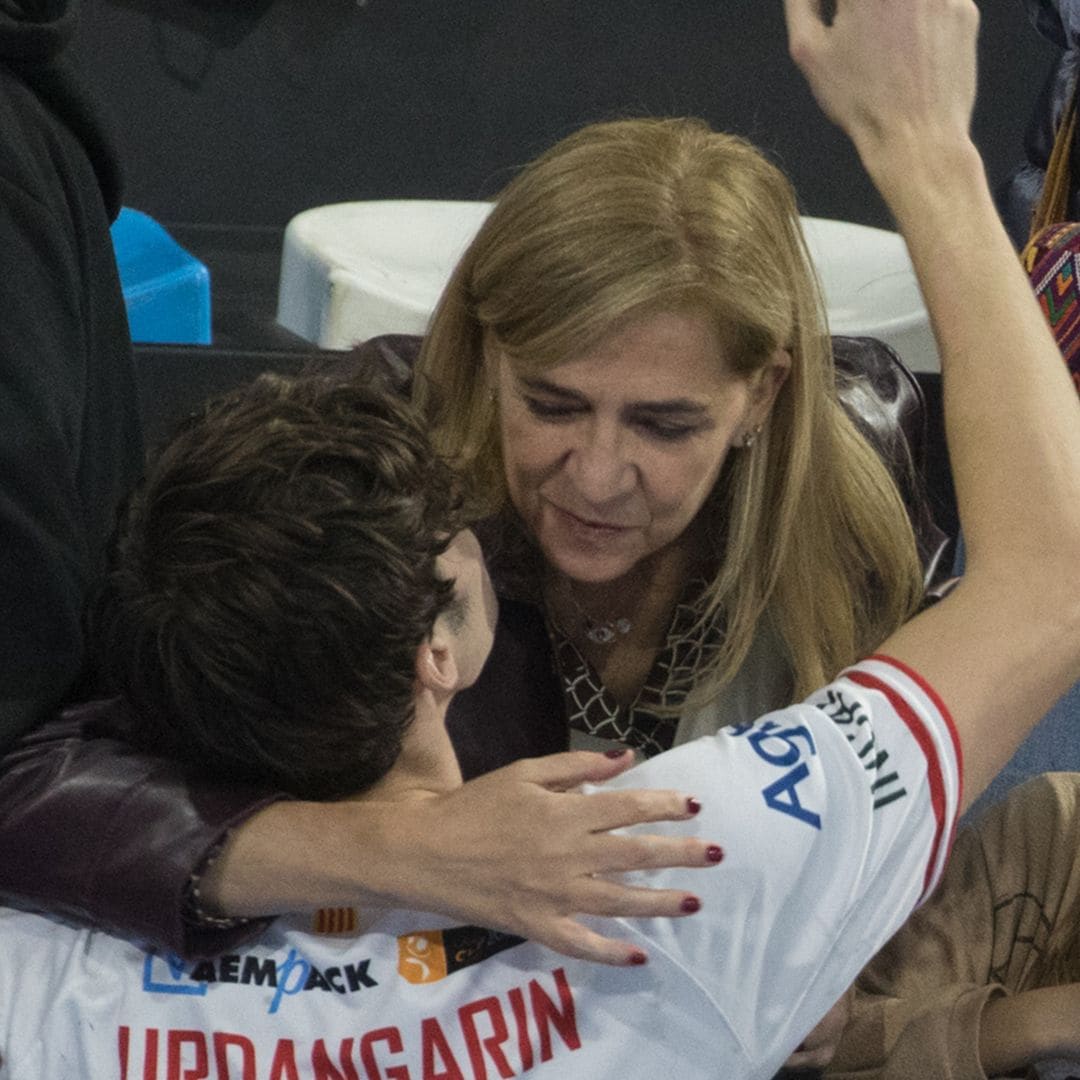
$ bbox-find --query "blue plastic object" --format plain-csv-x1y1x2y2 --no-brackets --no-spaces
110,208,211,345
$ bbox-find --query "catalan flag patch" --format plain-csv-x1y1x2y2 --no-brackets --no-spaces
311,907,359,935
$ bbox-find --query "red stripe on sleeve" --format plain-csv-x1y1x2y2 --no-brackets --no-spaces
845,668,953,901
866,653,964,806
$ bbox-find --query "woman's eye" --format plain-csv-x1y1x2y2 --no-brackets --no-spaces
520,395,697,441
637,419,696,442
523,396,580,421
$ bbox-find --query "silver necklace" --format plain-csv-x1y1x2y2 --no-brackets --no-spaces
582,615,633,645
556,578,634,646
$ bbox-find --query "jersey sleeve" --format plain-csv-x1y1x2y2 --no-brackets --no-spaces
818,653,963,903
609,654,961,1071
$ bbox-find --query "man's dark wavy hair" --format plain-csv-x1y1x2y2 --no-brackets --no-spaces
94,372,463,800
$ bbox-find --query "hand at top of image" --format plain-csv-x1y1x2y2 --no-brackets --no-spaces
784,0,980,187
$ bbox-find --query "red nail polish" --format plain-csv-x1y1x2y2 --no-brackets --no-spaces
604,748,628,759
680,895,701,914
628,950,648,966
686,797,702,815
706,845,725,864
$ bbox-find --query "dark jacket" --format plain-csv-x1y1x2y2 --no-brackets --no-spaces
0,0,142,741
0,0,163,933
1000,0,1080,247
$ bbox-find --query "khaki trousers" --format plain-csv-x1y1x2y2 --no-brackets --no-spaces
829,773,1080,1080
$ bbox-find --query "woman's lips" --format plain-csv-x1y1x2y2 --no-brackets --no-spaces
548,502,636,539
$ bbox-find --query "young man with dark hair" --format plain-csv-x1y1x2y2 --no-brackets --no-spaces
95,373,470,801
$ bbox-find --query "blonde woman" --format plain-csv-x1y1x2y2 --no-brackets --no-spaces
417,116,925,758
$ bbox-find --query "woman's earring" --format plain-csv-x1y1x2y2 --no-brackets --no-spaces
741,424,763,449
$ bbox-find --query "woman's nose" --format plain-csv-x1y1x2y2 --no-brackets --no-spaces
566,423,637,503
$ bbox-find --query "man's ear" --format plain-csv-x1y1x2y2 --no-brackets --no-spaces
415,636,459,694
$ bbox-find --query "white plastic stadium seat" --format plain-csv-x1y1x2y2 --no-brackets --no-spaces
277,200,940,373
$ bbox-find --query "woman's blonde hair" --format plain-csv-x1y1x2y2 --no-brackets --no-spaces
414,117,924,703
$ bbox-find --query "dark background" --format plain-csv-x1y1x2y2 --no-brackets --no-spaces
76,0,1057,232
76,0,1061,542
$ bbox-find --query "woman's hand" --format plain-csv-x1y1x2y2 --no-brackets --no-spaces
203,750,722,966
373,750,722,965
783,0,980,191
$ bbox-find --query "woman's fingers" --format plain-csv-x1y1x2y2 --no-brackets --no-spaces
567,827,724,877
565,876,709,920
378,752,727,967
513,880,715,967
577,785,705,830
527,917,651,967
506,748,639,789
509,749,708,827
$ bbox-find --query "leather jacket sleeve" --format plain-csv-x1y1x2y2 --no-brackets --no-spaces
0,702,283,958
0,597,560,958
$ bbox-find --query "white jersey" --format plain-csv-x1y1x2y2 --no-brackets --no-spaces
0,656,960,1080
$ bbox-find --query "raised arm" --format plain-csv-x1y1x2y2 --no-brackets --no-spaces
786,0,1080,807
